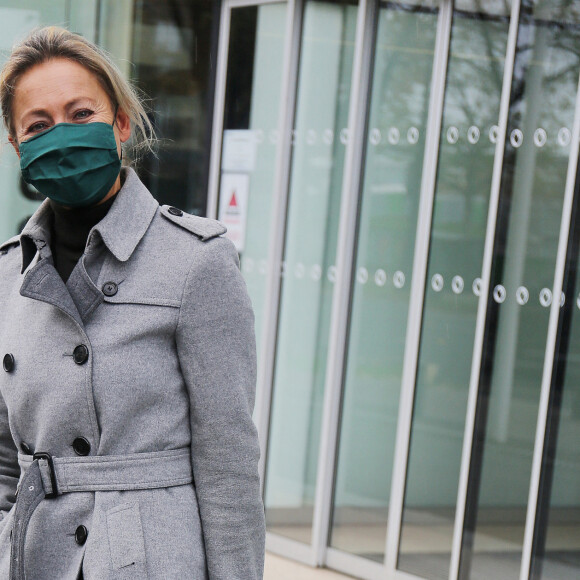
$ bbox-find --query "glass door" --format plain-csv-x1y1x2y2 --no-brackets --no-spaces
397,1,512,578
531,156,580,580
457,2,580,578
210,1,580,579
210,1,289,358
329,0,440,564
264,0,358,547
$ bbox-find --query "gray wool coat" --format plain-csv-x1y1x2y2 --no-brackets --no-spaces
0,168,265,579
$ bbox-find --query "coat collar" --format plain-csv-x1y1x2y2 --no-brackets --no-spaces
89,167,158,262
19,167,158,272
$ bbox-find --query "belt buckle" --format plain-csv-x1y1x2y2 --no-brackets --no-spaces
33,452,58,499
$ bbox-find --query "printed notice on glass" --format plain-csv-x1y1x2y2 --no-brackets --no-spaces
218,173,249,252
221,130,257,173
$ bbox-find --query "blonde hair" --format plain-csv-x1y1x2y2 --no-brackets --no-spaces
0,26,155,157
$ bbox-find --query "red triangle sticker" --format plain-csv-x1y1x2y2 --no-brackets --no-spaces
229,191,238,208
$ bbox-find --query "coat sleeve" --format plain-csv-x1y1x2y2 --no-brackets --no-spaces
175,236,265,580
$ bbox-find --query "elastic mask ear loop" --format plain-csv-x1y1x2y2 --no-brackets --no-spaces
112,105,123,163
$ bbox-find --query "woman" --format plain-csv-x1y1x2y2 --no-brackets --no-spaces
0,26,265,579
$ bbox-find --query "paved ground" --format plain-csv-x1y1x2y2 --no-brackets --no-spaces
265,553,353,579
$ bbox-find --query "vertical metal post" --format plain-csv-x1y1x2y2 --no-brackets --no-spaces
311,0,377,567
519,69,580,580
384,0,453,575
206,0,233,219
448,1,521,578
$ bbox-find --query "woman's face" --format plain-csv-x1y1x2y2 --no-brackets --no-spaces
9,57,130,153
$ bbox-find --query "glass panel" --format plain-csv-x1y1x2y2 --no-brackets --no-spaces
459,2,580,579
264,0,357,546
329,0,439,563
217,3,287,359
0,0,72,242
533,159,580,580
97,1,134,76
131,0,218,215
398,2,511,578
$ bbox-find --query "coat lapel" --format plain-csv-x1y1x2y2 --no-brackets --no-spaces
17,168,158,325
66,260,103,322
20,258,83,328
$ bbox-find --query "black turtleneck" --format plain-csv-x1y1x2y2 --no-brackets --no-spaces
50,194,118,282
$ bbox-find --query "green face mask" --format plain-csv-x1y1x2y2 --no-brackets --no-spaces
19,121,122,208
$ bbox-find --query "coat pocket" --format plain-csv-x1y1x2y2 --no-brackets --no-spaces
106,502,148,578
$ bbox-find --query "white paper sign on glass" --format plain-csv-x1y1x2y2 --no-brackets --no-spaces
218,172,249,252
221,130,258,173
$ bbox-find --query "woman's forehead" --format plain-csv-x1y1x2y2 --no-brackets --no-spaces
13,58,108,117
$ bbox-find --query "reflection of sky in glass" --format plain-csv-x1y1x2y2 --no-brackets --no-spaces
460,2,580,579
398,3,510,579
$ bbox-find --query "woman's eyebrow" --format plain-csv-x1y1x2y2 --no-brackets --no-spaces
64,97,96,111
20,98,97,124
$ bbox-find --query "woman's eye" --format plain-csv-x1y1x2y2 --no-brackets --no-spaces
27,122,48,134
74,110,93,121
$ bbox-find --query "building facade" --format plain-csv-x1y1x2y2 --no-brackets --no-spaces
1,1,580,579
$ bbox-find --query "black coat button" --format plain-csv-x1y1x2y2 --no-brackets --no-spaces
3,354,14,373
20,442,32,455
72,437,91,456
75,525,88,546
102,282,118,297
168,206,183,217
73,345,89,365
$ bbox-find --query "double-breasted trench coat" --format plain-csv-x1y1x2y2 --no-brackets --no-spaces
0,168,265,579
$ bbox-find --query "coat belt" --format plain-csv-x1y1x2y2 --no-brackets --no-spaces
10,448,193,580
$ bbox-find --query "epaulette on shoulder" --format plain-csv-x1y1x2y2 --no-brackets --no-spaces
0,235,20,256
160,205,226,241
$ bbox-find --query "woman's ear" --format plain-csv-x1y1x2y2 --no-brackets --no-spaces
8,135,20,159
115,108,131,144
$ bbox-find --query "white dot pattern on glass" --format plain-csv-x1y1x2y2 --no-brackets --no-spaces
357,267,369,284
533,128,547,147
327,266,337,283
452,276,464,294
540,288,552,307
431,274,444,292
370,128,381,145
252,125,572,150
241,257,579,315
323,129,334,145
394,271,405,289
407,127,419,144
446,126,459,144
467,126,480,144
516,286,529,305
493,285,506,303
375,269,387,287
558,127,571,146
510,129,523,148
